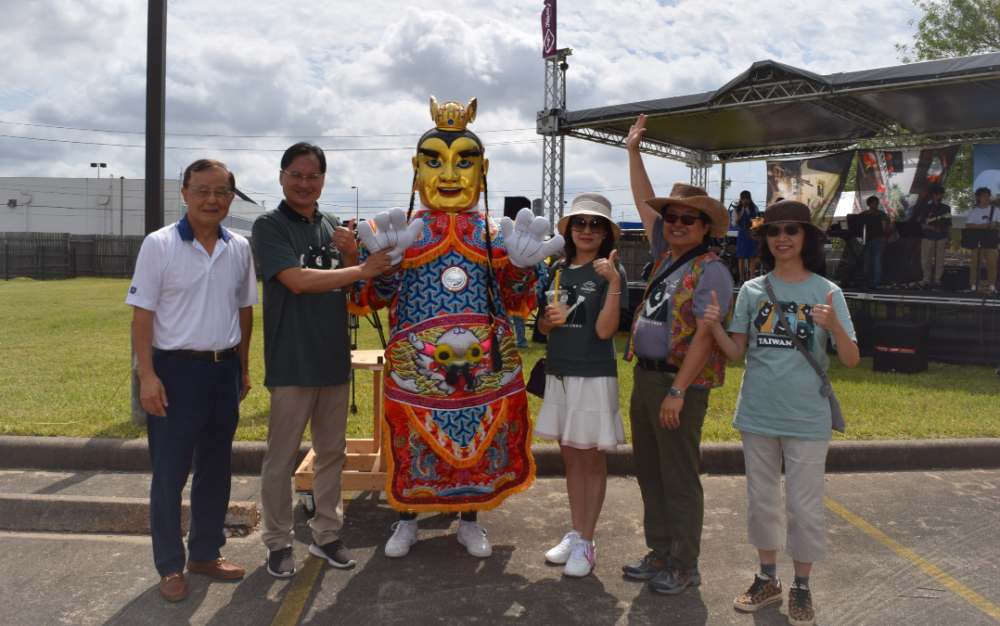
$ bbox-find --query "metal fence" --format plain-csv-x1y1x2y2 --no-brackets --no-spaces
1,233,144,280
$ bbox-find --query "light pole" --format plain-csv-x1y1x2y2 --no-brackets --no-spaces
91,162,107,178
351,185,359,223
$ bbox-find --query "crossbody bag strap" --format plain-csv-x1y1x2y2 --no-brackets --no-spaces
623,245,708,361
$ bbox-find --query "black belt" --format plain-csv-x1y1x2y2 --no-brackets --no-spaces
160,347,238,362
636,358,679,374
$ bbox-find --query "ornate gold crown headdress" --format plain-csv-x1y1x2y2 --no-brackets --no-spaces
429,96,477,131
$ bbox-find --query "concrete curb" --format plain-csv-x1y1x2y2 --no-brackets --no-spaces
3,435,999,475
0,492,259,535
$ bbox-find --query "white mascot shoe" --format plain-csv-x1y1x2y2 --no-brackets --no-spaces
385,520,419,558
457,520,492,558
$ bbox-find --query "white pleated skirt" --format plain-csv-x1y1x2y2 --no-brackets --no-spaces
534,375,626,451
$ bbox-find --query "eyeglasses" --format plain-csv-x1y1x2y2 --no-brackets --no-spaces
663,213,702,226
185,186,233,199
765,224,802,238
569,217,607,232
282,170,324,183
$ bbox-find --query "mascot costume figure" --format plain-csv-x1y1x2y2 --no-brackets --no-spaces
350,97,564,558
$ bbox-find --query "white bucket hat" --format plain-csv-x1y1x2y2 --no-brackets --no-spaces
556,192,622,241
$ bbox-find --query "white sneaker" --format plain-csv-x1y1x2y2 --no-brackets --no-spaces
563,540,595,577
545,530,581,564
457,520,492,557
384,520,418,558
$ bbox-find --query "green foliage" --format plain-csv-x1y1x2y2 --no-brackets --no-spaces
896,0,1000,62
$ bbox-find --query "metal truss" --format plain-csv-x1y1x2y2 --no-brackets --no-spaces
539,50,571,234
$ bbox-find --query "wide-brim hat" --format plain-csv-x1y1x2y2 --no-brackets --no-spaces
749,199,825,240
556,192,622,241
645,183,730,238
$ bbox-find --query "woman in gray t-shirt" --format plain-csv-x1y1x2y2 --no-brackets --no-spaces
703,200,859,626
535,193,627,579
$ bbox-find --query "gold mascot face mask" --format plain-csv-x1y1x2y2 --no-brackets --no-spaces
413,97,489,213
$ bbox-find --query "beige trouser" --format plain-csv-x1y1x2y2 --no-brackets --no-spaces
261,384,349,550
742,431,830,563
921,238,947,285
969,248,998,288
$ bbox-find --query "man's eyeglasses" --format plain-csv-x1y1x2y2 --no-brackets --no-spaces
569,217,607,232
663,213,702,226
282,170,325,183
185,186,233,199
765,224,802,238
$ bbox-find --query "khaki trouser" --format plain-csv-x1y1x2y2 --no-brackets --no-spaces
261,384,349,550
969,248,999,289
629,365,710,569
741,431,830,563
921,238,947,285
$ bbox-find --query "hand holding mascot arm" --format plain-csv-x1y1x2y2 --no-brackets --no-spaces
358,208,425,266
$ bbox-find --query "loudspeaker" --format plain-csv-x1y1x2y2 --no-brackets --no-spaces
873,321,929,374
504,196,532,221
941,266,969,291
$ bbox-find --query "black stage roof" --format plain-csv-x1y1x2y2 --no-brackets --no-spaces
553,53,1000,163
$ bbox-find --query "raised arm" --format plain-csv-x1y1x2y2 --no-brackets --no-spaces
812,290,860,367
626,114,661,244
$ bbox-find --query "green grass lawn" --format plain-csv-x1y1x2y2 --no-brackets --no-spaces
1,278,998,442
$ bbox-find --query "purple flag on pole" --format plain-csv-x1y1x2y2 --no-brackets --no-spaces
541,0,556,57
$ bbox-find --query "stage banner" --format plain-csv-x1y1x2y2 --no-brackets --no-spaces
766,151,854,230
973,144,1000,196
541,0,556,57
855,146,960,221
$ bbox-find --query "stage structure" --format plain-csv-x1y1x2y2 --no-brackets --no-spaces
539,48,571,234
536,53,1000,367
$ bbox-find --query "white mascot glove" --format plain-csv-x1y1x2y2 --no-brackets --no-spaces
357,207,425,266
501,208,565,268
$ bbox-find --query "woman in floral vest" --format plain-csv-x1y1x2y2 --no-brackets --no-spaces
620,114,735,595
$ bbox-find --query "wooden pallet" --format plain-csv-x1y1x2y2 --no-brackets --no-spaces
294,349,387,493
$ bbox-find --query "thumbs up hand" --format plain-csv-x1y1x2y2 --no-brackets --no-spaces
811,290,840,331
593,250,621,287
333,218,359,256
701,290,723,329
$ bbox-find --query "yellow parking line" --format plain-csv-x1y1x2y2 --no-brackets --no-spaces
270,494,355,626
825,496,1000,623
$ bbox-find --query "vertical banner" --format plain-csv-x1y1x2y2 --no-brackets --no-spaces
856,146,960,221
766,151,854,230
973,144,1000,196
541,0,556,57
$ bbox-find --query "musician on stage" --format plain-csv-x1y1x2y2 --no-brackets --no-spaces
730,191,759,284
862,196,890,287
915,184,951,289
965,187,999,293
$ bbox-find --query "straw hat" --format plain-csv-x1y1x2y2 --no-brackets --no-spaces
749,200,825,240
556,192,622,241
644,183,730,238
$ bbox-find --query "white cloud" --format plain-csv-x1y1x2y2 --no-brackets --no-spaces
0,0,922,223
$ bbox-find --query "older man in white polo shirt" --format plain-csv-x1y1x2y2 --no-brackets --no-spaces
126,159,258,602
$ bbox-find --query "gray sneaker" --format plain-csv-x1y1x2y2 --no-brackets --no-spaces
266,547,297,578
622,551,667,580
649,566,702,595
309,539,357,569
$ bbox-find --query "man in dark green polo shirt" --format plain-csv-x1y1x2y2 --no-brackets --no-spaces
252,142,392,578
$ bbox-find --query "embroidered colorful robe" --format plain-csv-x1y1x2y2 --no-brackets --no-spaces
350,208,540,512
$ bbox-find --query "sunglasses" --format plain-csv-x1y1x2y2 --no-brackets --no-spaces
569,217,607,232
765,224,803,238
662,213,703,226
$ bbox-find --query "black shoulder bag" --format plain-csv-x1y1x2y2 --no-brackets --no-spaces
762,276,846,433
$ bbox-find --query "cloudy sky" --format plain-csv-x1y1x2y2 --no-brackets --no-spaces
0,0,923,223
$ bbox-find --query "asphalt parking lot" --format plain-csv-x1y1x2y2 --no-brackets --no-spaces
1,470,998,626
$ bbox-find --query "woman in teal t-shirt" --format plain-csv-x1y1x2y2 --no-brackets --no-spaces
536,193,627,579
703,200,859,626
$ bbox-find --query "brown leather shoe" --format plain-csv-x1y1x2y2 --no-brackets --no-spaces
159,572,188,602
186,557,246,580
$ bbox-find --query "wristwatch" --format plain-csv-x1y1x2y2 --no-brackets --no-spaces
668,386,686,398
